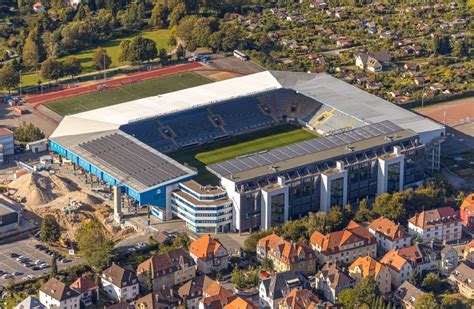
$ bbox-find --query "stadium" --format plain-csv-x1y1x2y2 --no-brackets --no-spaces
49,71,445,233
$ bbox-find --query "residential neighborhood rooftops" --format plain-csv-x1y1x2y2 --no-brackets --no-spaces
14,296,45,309
408,207,460,229
279,288,319,309
316,263,355,289
395,281,423,306
350,256,386,278
368,216,409,241
450,262,474,289
461,193,474,212
101,263,138,288
189,234,228,260
39,278,80,302
69,276,97,293
310,221,375,254
137,248,195,277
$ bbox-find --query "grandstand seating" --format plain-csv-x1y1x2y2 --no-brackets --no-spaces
160,108,226,147
120,119,175,152
210,97,275,134
308,105,364,134
121,88,366,152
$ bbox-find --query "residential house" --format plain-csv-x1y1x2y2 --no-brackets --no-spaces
336,36,352,47
368,216,412,251
460,193,474,230
349,256,392,294
355,51,391,72
101,263,139,301
178,275,214,309
32,2,45,12
464,240,474,262
132,287,181,308
69,276,99,307
137,248,196,290
279,288,319,309
39,278,80,309
394,281,423,309
226,297,257,309
408,207,462,242
257,234,316,275
14,296,45,309
199,281,236,309
449,262,474,299
189,234,228,274
440,245,458,275
310,221,377,266
380,248,414,288
315,263,355,304
414,76,430,86
259,271,310,309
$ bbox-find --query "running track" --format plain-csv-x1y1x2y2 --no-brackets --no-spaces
26,62,203,106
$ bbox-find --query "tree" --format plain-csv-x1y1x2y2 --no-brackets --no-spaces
441,294,461,309
150,2,168,28
452,40,468,58
354,199,376,223
0,64,20,92
92,48,112,71
422,272,447,293
159,232,191,253
76,220,113,270
62,57,82,78
261,258,273,272
338,277,380,308
50,256,58,278
415,292,439,309
146,268,153,292
306,211,329,234
168,2,186,27
119,2,145,31
328,206,344,231
40,215,61,243
40,58,64,82
23,28,45,68
158,48,169,65
231,265,259,290
373,192,406,222
118,36,158,64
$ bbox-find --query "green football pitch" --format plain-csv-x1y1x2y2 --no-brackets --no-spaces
46,72,211,116
169,125,318,185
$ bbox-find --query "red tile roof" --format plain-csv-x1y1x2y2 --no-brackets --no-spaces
69,276,97,293
189,234,228,261
408,207,459,229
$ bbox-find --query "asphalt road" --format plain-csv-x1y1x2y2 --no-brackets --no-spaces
0,237,82,288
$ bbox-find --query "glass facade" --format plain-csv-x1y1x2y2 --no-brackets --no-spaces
387,162,401,194
330,177,344,207
288,176,321,220
271,193,286,226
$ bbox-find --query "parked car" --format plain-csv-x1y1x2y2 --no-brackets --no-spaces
12,272,22,277
10,253,19,258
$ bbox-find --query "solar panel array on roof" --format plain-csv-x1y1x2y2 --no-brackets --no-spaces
78,133,189,190
208,121,403,177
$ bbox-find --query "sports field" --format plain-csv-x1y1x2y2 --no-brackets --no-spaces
46,72,211,116
170,125,318,184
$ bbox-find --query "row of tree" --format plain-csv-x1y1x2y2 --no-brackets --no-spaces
243,180,450,253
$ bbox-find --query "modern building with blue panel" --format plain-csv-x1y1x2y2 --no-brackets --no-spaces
49,130,196,221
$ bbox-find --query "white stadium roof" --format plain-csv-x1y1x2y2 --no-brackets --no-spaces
51,71,444,144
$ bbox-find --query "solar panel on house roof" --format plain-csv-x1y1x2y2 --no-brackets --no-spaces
207,120,404,177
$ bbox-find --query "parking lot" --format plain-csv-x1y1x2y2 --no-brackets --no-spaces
0,237,83,288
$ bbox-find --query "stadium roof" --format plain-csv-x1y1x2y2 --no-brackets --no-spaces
50,71,443,141
52,130,195,192
207,121,417,182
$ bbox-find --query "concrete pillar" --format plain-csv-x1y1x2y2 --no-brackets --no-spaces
377,147,405,196
113,185,122,223
320,164,348,213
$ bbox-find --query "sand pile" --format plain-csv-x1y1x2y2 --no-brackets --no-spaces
8,172,78,206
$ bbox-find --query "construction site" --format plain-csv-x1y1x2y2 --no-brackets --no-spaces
1,160,139,243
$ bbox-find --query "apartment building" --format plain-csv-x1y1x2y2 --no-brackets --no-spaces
349,256,392,294
136,248,196,290
310,221,377,266
408,207,462,242
189,234,229,274
257,233,316,275
368,216,411,251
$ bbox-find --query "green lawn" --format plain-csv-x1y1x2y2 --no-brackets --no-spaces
46,72,211,116
22,29,171,87
169,125,318,185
